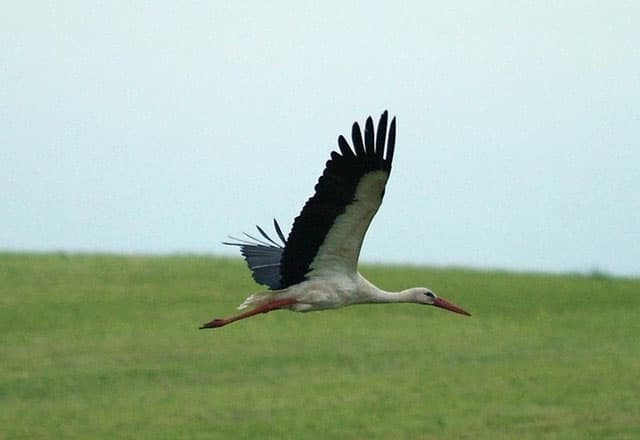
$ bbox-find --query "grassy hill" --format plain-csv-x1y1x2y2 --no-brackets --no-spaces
1,253,638,439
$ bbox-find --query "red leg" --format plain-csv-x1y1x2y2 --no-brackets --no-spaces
199,298,298,329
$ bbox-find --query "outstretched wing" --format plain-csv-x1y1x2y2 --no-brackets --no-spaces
223,219,287,290
279,110,396,287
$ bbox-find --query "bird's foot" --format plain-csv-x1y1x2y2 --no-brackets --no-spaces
199,318,229,329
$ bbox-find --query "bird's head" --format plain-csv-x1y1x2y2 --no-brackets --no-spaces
412,288,471,316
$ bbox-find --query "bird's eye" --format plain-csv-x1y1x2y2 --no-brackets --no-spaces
425,292,435,299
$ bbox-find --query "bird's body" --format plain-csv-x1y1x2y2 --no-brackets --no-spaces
201,111,470,329
240,273,416,312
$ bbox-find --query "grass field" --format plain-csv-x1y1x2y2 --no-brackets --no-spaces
1,253,638,439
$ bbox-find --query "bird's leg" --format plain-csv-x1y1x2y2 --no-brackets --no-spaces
199,298,298,329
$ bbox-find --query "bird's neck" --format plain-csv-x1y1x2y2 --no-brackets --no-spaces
370,289,416,303
357,275,415,304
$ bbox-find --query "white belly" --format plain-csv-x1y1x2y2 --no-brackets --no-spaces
284,277,358,312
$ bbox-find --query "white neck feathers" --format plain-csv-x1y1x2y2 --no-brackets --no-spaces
356,275,416,304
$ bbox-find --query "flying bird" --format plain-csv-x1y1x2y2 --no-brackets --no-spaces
201,111,470,329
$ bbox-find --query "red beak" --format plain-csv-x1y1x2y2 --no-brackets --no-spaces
433,297,471,316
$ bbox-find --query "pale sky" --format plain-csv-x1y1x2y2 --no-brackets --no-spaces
2,2,639,276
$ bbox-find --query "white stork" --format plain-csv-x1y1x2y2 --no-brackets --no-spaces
201,111,470,329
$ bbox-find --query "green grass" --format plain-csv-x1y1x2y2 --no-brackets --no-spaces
1,253,639,439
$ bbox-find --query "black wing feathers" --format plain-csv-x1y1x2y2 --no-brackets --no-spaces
226,111,397,290
375,111,388,157
352,123,366,157
278,110,396,288
273,218,286,244
256,224,281,247
386,117,397,165
223,220,285,290
338,135,355,159
364,116,375,156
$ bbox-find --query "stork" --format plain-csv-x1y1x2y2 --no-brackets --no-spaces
201,111,470,329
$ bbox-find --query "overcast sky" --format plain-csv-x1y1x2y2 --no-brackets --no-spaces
2,2,639,276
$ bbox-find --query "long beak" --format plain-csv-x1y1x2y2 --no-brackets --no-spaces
433,297,471,316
